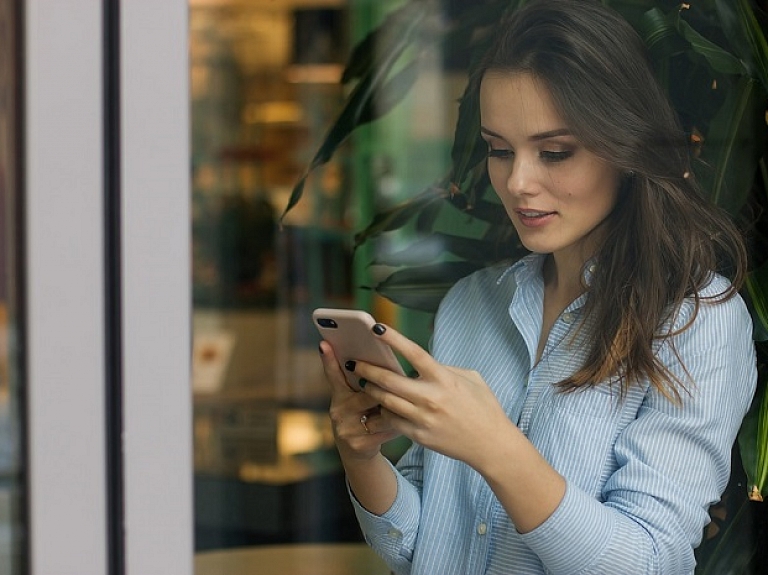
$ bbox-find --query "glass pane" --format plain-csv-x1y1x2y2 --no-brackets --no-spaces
187,2,768,574
0,0,26,572
190,0,462,569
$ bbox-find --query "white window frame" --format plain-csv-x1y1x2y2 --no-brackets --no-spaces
25,1,107,573
24,1,192,573
120,1,192,574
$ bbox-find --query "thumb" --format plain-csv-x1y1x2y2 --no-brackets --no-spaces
319,340,359,393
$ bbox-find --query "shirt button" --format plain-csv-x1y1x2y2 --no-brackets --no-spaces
562,312,574,324
387,529,401,538
477,523,488,535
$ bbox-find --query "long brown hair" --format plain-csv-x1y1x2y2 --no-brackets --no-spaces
477,0,748,400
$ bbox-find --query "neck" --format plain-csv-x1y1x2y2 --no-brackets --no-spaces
544,252,587,304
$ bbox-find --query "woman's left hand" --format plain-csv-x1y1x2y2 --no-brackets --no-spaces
349,323,513,471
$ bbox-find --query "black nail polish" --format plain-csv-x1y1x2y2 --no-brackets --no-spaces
372,323,386,336
344,360,356,371
358,378,367,388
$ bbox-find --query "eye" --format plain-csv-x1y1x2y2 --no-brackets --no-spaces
487,147,513,160
540,150,573,163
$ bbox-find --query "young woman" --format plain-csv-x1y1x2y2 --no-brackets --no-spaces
318,1,757,573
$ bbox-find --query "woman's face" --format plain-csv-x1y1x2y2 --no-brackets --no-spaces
479,71,621,264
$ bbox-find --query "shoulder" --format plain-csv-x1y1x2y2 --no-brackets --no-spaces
671,273,752,336
442,263,511,301
438,253,540,308
435,256,530,321
660,274,756,396
430,261,519,343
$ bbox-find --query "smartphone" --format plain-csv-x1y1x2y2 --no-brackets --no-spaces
313,308,405,389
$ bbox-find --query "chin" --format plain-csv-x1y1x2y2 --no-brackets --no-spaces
518,239,556,255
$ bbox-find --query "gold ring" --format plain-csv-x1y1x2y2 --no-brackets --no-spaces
360,414,372,434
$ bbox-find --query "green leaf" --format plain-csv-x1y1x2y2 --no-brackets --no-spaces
450,197,509,226
638,7,688,57
358,58,421,126
695,495,758,574
372,236,446,267
677,18,747,75
341,1,430,84
414,197,444,234
639,5,746,75
715,0,755,68
738,370,768,501
696,76,766,214
440,0,513,72
281,4,428,219
734,0,768,94
745,262,768,342
374,261,483,311
353,186,449,247
374,233,502,267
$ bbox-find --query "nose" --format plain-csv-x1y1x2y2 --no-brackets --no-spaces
504,155,538,197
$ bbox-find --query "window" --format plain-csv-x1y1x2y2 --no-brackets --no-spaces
190,0,464,568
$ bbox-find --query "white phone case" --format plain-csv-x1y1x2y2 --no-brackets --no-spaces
313,308,405,388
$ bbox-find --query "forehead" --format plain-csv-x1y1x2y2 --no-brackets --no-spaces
479,71,567,135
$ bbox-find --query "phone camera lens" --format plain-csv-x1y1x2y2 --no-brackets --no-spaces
317,318,338,328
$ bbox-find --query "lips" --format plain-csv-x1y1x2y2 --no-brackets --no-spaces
516,209,555,218
514,208,556,227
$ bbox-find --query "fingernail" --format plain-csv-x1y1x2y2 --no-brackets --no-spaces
344,360,356,371
358,378,367,388
318,344,324,355
372,323,386,336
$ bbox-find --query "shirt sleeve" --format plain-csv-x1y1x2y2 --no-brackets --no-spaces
348,443,425,575
520,290,757,574
346,272,483,575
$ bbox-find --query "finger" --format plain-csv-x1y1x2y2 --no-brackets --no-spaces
358,408,396,436
319,340,358,393
352,357,430,407
378,405,418,439
358,378,422,424
332,406,400,453
328,389,381,436
368,323,441,380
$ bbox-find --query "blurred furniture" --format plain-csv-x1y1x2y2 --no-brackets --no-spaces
195,543,390,575
194,400,362,550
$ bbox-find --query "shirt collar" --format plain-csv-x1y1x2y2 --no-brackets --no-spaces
496,253,597,311
496,252,543,286
497,253,597,288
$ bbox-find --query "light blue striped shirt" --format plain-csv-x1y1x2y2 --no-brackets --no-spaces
352,253,757,574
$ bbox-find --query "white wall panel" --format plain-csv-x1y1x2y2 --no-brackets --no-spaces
25,1,107,574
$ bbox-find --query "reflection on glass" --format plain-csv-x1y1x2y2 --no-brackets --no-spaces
0,0,25,572
190,0,358,551
190,0,462,559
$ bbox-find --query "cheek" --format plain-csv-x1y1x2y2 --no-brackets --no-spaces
592,177,621,215
562,171,619,214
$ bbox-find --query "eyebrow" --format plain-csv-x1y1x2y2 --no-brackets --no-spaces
480,126,572,141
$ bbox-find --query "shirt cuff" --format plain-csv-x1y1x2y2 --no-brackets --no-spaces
348,459,421,563
519,481,614,574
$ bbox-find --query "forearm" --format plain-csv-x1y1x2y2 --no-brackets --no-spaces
479,429,662,575
474,417,566,534
341,451,398,516
521,483,663,574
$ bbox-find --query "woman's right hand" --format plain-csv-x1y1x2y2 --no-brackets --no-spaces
319,340,401,516
319,340,401,462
